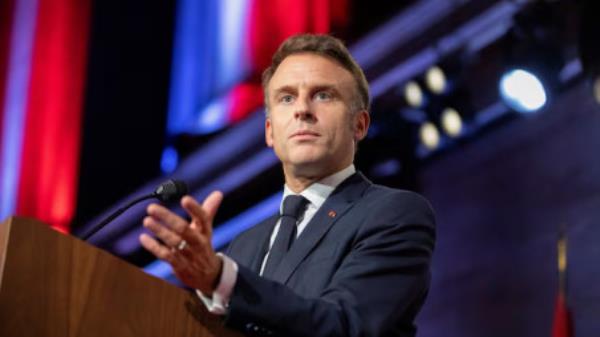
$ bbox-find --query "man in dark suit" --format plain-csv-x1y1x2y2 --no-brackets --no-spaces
139,34,435,337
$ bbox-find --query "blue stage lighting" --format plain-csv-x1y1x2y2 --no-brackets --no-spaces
499,69,547,113
160,146,179,174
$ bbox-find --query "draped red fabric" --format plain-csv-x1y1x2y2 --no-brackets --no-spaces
248,0,335,73
236,0,347,123
552,293,573,337
230,83,264,123
329,0,349,30
16,0,91,232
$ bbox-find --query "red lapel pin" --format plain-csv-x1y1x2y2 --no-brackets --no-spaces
328,210,336,218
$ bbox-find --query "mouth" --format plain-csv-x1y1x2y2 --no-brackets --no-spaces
289,130,320,139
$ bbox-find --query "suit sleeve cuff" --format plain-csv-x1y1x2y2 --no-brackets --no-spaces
195,253,238,315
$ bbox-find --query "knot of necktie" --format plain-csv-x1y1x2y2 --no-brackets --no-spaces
281,194,308,220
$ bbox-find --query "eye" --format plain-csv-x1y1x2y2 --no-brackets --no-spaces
279,94,294,104
314,91,332,101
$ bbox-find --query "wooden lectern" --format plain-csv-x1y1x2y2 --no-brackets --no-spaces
0,216,241,337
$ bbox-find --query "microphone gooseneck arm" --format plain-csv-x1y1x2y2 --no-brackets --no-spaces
80,179,189,241
81,194,155,240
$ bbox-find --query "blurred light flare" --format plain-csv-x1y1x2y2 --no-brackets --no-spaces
419,122,440,150
371,159,402,178
196,99,229,133
404,81,424,107
160,146,179,174
499,69,547,113
441,107,463,137
425,66,447,94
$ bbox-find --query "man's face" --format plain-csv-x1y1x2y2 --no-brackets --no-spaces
265,53,369,178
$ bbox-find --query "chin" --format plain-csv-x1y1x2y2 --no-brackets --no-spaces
290,151,327,165
289,157,338,177
290,158,323,170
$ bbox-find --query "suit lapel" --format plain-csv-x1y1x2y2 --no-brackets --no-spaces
249,214,279,273
270,172,371,284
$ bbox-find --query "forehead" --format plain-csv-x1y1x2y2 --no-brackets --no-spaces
268,53,355,92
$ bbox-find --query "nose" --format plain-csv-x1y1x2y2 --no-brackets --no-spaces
294,97,315,121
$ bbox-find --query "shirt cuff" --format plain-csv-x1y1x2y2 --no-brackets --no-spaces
195,253,238,315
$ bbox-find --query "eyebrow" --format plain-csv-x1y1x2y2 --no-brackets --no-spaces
271,83,340,97
272,85,297,97
310,84,339,94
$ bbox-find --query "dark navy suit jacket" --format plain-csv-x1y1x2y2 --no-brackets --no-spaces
223,172,436,337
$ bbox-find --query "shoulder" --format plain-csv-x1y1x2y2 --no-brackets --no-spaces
349,172,434,212
335,172,436,227
355,182,436,231
365,183,434,212
352,170,432,207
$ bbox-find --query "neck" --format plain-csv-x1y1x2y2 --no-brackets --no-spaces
283,162,351,193
284,174,323,193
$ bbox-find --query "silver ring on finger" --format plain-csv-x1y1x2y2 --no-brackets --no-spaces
176,239,188,251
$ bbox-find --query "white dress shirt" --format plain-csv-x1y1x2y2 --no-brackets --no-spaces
197,164,356,314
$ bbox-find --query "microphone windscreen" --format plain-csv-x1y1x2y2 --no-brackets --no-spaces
154,179,189,202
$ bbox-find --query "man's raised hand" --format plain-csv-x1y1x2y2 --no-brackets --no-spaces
139,191,224,294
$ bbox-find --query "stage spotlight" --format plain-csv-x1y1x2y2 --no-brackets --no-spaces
419,122,440,150
441,107,463,137
425,66,447,94
499,69,547,113
404,81,424,108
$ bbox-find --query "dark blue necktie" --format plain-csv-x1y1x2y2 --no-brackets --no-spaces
262,195,308,278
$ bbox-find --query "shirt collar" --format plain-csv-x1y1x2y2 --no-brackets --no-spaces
281,164,356,212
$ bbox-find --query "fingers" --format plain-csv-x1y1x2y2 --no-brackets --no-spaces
146,201,203,246
139,233,173,261
143,191,223,251
139,191,224,293
143,215,182,248
147,203,189,235
143,192,223,254
202,191,224,221
181,195,206,226
139,233,188,267
181,191,223,237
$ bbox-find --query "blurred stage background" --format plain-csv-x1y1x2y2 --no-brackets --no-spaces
1,0,599,336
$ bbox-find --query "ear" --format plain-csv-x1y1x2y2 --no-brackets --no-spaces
265,117,274,147
353,110,370,141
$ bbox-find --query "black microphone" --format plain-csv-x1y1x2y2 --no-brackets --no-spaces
153,179,189,202
81,179,189,240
